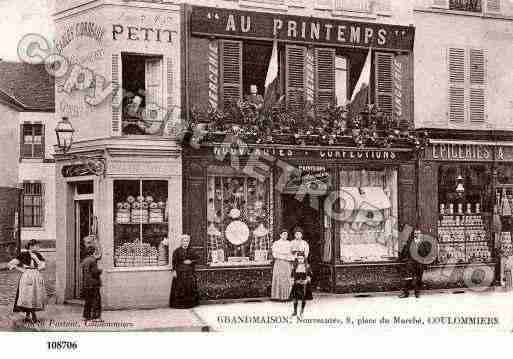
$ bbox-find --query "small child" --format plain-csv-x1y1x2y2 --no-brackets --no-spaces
81,245,102,321
290,251,313,318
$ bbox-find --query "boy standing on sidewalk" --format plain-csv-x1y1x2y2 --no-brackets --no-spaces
81,245,102,321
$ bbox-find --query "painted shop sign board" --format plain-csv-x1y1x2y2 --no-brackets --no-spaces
211,145,413,162
425,142,513,162
190,6,415,51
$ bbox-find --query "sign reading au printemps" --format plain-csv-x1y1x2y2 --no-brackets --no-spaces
190,6,414,51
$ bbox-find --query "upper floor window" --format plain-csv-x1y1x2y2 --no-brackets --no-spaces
448,47,486,123
433,0,502,14
121,53,165,136
23,182,43,228
20,123,44,159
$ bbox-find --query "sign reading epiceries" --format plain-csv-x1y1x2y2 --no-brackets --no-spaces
189,6,414,51
425,142,513,162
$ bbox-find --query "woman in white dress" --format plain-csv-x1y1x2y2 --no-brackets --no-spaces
271,229,294,301
290,226,310,260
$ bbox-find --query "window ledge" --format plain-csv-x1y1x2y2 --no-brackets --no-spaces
332,10,377,20
414,7,513,21
22,227,45,231
239,0,289,12
106,265,172,273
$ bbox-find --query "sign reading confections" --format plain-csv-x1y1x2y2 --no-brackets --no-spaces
212,145,412,162
190,6,415,51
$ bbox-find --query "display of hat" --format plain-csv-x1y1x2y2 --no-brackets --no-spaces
127,196,135,203
137,195,145,202
229,208,241,219
116,202,123,209
157,201,165,208
253,223,269,237
149,202,158,209
207,223,222,237
146,196,154,203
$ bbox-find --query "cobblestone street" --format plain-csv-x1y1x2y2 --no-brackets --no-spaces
0,261,55,307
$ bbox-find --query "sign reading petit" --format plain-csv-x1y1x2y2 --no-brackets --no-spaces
112,24,174,42
190,6,414,51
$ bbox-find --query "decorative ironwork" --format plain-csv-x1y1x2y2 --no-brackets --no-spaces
61,157,106,177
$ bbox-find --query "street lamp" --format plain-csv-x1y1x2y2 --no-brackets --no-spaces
55,117,75,153
54,117,105,176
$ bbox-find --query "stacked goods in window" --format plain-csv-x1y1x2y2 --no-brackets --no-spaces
437,203,491,264
158,238,169,266
131,196,149,223
114,241,158,267
148,197,164,223
116,201,131,224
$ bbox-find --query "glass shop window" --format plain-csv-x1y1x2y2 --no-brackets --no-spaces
437,164,492,264
206,166,272,266
339,168,398,262
496,164,513,258
113,180,169,267
121,54,164,135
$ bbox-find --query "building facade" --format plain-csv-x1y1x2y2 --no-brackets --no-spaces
52,0,183,309
413,0,513,289
0,62,55,264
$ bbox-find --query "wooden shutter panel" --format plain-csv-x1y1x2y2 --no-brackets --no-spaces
112,54,121,135
469,49,486,122
486,0,500,13
448,47,465,122
166,57,173,116
375,52,394,116
315,48,336,110
145,57,163,124
286,45,306,111
220,40,242,109
20,124,32,158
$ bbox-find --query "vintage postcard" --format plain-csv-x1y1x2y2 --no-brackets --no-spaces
1,0,513,347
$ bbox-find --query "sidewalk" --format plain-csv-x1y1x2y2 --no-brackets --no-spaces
0,303,210,332
194,289,513,333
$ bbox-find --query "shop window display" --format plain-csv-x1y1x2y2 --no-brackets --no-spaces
495,165,513,259
437,164,492,264
206,166,272,266
113,180,169,267
339,168,398,262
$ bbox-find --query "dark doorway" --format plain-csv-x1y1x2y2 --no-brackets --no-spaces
282,194,325,288
74,199,94,299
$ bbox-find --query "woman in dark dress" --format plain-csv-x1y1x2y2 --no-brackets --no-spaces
290,251,313,319
169,234,199,308
8,239,47,322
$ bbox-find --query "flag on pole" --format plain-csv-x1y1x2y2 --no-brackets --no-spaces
348,48,372,119
263,40,280,109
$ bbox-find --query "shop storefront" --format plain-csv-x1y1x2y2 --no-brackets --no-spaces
53,2,183,309
418,133,513,290
183,143,419,299
182,5,420,300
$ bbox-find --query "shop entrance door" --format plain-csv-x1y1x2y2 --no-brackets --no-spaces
282,194,325,288
74,199,94,299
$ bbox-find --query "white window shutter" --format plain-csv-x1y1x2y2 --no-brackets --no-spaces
112,54,121,136
145,58,163,125
469,49,486,122
486,0,501,13
166,57,173,118
448,47,465,122
376,0,392,13
431,0,449,9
